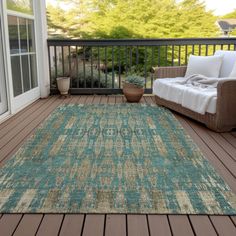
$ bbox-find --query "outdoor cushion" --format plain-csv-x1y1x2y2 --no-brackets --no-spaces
153,78,217,114
185,55,223,78
229,62,236,77
215,50,236,77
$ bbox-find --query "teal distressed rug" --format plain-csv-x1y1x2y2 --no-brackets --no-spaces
0,104,236,214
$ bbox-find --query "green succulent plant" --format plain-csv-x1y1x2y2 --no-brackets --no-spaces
124,75,145,88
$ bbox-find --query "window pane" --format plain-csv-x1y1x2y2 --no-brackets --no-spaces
11,56,22,96
28,20,35,52
30,54,38,88
8,15,19,55
7,0,33,15
21,55,30,92
19,18,28,53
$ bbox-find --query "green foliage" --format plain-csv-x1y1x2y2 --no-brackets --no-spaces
222,10,236,19
125,75,145,88
72,65,117,88
7,0,33,15
47,0,218,39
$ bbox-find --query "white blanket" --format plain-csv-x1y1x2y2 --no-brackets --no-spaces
177,74,219,114
153,76,219,115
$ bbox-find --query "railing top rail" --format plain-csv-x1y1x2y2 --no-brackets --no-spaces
47,37,236,46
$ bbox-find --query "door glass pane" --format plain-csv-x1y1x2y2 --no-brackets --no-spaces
28,19,35,52
11,56,22,96
7,0,33,15
22,55,30,92
19,18,28,53
30,54,38,88
8,15,19,55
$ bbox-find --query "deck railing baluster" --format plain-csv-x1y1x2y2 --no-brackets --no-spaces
112,46,115,88
91,47,94,88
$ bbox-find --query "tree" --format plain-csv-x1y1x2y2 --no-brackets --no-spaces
222,9,236,19
47,0,219,39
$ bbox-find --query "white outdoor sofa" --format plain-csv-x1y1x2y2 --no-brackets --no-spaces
153,50,236,132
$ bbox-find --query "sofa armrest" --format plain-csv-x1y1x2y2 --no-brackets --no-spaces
152,66,187,79
216,79,236,131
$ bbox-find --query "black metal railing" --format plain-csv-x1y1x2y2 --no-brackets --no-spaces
48,38,236,94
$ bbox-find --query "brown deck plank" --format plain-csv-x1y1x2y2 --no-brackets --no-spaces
0,99,48,139
189,215,217,236
127,215,149,236
185,119,236,178
168,215,194,236
230,216,236,225
100,95,108,104
115,95,124,103
108,95,116,103
82,214,105,236
36,214,64,236
222,133,236,149
148,215,172,236
13,214,43,236
0,96,56,149
85,95,94,104
207,130,236,161
78,95,87,104
105,215,126,236
210,216,236,236
175,114,236,193
59,214,84,236
0,99,42,129
0,214,22,236
93,95,101,104
0,97,62,164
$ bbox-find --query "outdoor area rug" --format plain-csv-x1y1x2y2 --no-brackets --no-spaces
0,104,236,214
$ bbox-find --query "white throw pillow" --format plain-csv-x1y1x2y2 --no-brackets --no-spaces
214,50,236,77
185,55,223,78
229,62,236,78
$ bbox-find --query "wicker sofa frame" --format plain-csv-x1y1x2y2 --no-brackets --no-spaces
153,66,236,132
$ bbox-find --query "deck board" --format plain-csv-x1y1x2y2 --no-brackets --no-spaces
36,214,64,236
189,215,217,236
168,215,194,236
13,214,43,236
0,95,235,236
0,214,22,236
148,215,172,236
82,214,105,236
210,216,236,236
105,214,126,236
127,215,149,236
59,214,84,236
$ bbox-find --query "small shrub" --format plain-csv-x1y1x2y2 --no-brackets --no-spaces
125,75,145,88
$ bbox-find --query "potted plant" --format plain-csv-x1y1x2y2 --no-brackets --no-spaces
123,75,145,102
56,74,71,96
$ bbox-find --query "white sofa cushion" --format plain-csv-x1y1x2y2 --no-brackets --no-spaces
185,55,223,78
229,62,236,77
153,78,217,114
214,50,236,77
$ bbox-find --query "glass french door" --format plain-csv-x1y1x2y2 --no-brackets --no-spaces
0,10,8,116
6,0,40,112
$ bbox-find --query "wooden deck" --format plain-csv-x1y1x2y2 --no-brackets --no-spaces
0,95,236,236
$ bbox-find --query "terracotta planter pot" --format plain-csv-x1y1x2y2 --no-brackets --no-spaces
123,82,144,103
56,77,70,95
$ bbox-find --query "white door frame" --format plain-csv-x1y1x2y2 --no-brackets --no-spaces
0,0,10,120
0,0,50,122
2,0,40,114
